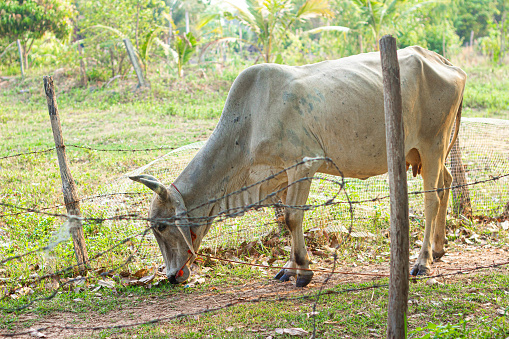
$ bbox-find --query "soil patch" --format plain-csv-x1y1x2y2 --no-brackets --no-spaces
5,244,508,338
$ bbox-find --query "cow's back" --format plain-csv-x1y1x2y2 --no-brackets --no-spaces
201,46,466,191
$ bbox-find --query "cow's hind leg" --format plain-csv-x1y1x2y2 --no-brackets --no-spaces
274,159,323,287
411,152,444,276
432,166,452,260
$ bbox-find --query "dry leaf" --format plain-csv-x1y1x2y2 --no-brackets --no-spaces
274,328,309,336
98,279,115,289
496,308,506,316
17,287,34,296
29,264,40,271
29,329,46,338
133,269,148,278
139,273,155,285
426,278,439,286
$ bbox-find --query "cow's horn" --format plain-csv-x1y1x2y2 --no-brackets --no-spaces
129,175,169,200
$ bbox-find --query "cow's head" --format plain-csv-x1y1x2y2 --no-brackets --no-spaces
129,174,205,284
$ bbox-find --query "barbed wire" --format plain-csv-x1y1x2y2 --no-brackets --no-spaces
0,168,507,269
1,258,508,338
0,147,56,160
0,144,179,161
1,172,507,222
0,158,508,334
0,192,149,219
0,279,389,338
66,144,178,152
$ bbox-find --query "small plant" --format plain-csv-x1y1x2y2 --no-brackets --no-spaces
174,32,197,78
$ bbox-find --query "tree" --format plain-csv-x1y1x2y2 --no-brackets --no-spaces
0,0,75,70
496,0,508,63
225,0,334,63
453,0,498,43
351,0,436,51
77,0,166,80
350,0,408,49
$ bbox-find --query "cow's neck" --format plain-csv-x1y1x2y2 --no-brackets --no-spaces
173,134,249,222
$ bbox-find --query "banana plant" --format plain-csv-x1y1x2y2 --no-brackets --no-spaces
87,24,174,76
174,32,197,77
225,0,336,63
351,0,433,49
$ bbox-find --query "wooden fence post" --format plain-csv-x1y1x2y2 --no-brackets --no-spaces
43,76,89,273
380,35,409,339
16,40,24,80
123,38,146,88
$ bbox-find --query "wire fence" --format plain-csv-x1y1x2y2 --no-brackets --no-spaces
1,118,508,337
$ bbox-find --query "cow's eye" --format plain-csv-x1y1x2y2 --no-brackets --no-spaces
158,223,167,232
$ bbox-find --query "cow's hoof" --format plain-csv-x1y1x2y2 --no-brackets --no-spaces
295,275,313,288
274,269,295,282
274,269,285,280
432,249,445,260
410,264,430,276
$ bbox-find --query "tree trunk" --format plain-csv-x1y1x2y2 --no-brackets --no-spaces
135,0,141,51
442,30,446,58
185,10,190,34
78,44,87,87
500,9,506,65
168,9,173,44
109,48,116,77
16,40,24,79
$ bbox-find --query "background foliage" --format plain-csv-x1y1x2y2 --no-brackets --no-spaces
0,0,508,79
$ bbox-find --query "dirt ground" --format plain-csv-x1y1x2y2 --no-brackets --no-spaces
4,243,508,339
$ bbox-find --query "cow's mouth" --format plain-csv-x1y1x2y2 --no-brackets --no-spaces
169,265,190,284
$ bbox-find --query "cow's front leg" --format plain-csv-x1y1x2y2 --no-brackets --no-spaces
274,208,313,287
273,160,321,287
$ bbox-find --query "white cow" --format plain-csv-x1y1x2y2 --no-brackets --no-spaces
131,46,466,287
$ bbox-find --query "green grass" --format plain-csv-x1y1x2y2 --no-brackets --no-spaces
1,57,508,337
462,64,509,119
2,268,507,338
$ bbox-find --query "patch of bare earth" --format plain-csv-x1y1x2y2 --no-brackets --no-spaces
4,244,508,338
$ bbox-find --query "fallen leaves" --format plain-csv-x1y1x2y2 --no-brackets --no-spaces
274,327,309,337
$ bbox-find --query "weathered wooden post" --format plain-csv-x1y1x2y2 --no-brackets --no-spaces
16,40,24,80
43,76,89,273
123,38,146,88
380,35,409,339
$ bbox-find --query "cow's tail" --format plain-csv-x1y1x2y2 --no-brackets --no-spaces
445,98,463,160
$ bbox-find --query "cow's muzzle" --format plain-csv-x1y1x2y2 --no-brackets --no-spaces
168,265,190,284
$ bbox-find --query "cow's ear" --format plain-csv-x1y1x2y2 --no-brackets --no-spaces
129,175,169,201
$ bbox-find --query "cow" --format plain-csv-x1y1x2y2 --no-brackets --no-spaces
130,46,466,287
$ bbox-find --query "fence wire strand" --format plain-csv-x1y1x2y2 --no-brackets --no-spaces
1,120,509,337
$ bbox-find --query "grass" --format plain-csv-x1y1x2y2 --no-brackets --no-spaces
1,53,508,337
1,267,507,338
462,64,509,118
